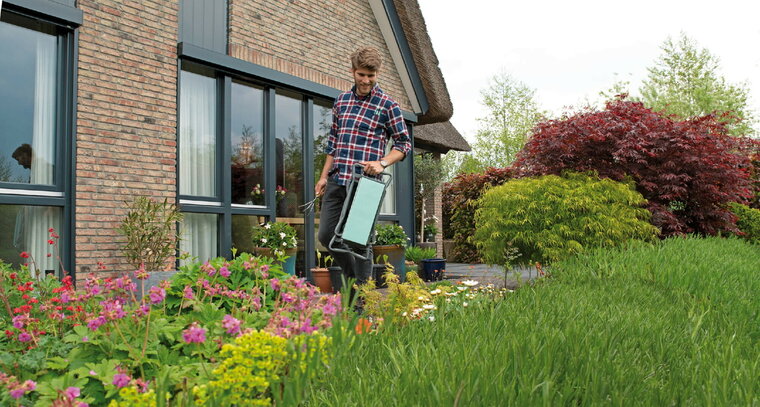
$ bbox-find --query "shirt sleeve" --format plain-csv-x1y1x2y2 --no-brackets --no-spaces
324,102,338,156
385,101,411,159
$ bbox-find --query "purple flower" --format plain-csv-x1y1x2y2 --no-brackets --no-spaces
299,318,318,334
322,302,338,316
183,285,194,300
9,387,25,399
87,316,107,331
78,403,89,407
270,278,280,291
82,336,89,342
260,264,269,278
219,266,231,278
112,373,130,388
221,315,241,336
12,315,24,329
148,286,166,305
282,292,296,303
64,386,80,400
18,332,32,342
201,261,217,277
133,305,150,317
182,322,206,344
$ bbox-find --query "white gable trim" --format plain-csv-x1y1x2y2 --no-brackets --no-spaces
368,0,422,115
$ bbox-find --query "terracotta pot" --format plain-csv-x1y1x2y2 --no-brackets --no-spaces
310,267,332,293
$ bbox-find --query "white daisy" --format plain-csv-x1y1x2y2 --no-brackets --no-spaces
279,232,286,238
264,223,271,229
462,280,479,287
261,238,267,243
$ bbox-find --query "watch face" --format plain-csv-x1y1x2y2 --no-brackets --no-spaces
380,160,388,168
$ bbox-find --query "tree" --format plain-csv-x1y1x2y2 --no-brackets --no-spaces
640,33,756,137
465,73,545,173
513,98,753,237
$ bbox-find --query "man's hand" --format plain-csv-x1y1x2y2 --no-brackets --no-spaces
315,177,328,196
359,161,384,176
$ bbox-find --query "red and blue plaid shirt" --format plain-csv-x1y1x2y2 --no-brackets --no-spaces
325,85,411,185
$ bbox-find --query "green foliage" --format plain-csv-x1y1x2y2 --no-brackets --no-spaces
473,172,659,265
404,246,436,264
413,153,445,201
442,167,514,262
374,224,408,246
640,33,757,137
118,197,183,271
728,202,760,244
308,237,760,406
250,221,298,251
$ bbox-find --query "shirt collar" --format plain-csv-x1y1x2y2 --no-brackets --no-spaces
351,84,380,100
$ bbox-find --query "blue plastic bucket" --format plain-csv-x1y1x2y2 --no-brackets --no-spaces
420,258,446,282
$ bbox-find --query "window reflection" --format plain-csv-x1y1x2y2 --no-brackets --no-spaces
0,205,61,277
0,19,57,186
231,81,265,205
312,101,332,251
276,91,305,274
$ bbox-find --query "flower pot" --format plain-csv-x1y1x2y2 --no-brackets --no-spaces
420,258,446,282
372,264,389,288
328,266,344,293
252,247,298,275
310,267,332,293
130,270,177,300
372,244,406,283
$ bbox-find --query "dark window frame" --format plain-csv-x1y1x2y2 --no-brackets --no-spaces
0,5,78,279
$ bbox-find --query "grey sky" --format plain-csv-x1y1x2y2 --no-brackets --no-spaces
417,0,760,141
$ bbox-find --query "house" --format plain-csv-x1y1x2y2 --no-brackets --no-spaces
0,0,469,280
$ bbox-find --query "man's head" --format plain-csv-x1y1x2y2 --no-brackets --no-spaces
12,144,32,169
350,47,382,97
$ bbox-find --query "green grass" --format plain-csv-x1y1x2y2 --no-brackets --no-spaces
306,237,760,406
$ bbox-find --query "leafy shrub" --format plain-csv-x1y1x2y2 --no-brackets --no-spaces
404,246,436,264
728,202,760,244
513,99,753,236
442,167,514,262
374,224,408,246
117,197,183,271
251,221,298,251
473,172,659,265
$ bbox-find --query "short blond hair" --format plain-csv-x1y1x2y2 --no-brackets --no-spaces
350,47,383,71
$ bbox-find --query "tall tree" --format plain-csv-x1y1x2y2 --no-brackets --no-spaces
640,33,756,137
465,72,546,172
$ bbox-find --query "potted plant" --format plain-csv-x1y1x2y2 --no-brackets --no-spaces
373,224,408,282
311,251,334,293
251,221,298,275
117,196,184,299
423,222,438,243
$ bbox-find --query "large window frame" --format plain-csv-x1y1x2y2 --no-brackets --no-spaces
0,4,78,278
177,45,414,273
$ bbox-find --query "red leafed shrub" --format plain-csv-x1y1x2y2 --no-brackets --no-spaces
442,167,514,262
513,99,753,236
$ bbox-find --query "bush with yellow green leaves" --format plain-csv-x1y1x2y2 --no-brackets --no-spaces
473,172,659,265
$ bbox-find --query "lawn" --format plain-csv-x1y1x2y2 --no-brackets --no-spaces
307,236,760,406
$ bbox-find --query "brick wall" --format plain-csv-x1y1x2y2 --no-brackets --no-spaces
75,1,179,278
228,0,413,110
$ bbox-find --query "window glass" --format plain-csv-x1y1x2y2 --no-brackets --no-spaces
276,91,305,273
179,212,218,265
0,205,61,277
231,81,265,205
0,20,58,186
312,101,332,251
380,144,396,215
179,66,217,197
231,214,268,255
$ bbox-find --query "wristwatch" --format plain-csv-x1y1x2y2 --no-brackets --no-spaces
380,160,389,168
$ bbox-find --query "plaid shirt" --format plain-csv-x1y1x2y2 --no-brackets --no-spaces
325,85,411,185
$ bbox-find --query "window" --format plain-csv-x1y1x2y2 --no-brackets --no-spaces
0,10,74,277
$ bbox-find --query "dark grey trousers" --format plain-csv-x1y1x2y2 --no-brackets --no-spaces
317,178,373,285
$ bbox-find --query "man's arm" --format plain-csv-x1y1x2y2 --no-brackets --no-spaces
359,149,405,176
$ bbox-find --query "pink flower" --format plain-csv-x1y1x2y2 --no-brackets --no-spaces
270,278,280,291
148,286,165,305
9,388,25,399
219,266,231,278
183,285,194,299
282,292,296,303
18,332,32,342
112,373,130,388
134,266,149,280
260,264,269,278
221,315,241,336
134,378,149,393
322,302,338,316
182,322,206,344
63,386,80,400
201,261,217,277
12,315,24,329
87,316,107,331
8,380,35,399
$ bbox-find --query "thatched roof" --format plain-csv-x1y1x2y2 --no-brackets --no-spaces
391,0,471,152
414,121,471,152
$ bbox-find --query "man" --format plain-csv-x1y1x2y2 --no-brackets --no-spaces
316,47,411,287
